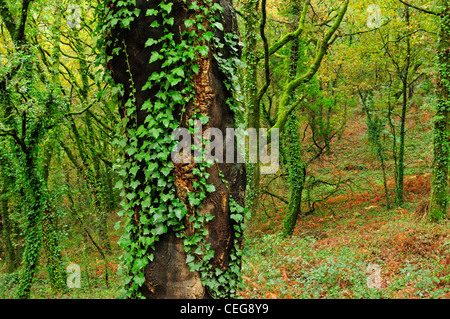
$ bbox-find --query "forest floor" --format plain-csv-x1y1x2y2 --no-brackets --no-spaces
240,202,450,299
239,105,450,299
1,106,449,299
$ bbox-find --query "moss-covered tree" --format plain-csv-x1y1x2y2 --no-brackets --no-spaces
430,0,450,220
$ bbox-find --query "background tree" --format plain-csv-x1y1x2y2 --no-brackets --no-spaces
429,0,450,220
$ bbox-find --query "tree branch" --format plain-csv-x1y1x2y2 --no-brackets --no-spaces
256,0,270,106
397,0,440,16
15,0,33,45
261,0,311,60
263,189,289,204
268,0,349,140
0,0,17,39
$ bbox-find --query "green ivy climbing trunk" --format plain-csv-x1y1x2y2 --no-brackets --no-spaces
361,92,391,209
430,2,450,220
107,0,245,299
281,112,306,237
41,144,67,293
0,185,18,273
17,151,46,299
242,0,260,234
0,0,67,298
282,20,306,238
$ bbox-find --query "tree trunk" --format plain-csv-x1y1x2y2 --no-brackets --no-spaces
361,92,391,209
430,3,450,220
395,5,411,207
41,144,67,293
282,20,306,238
17,151,46,299
107,0,245,299
242,0,260,234
0,185,18,273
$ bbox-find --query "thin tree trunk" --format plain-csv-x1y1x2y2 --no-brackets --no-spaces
430,2,450,220
242,0,260,234
0,186,18,273
41,144,67,293
395,6,411,206
282,15,306,237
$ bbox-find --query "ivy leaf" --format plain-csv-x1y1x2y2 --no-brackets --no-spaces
186,254,195,264
126,192,136,201
114,180,123,190
151,128,161,139
133,273,145,286
172,67,185,78
142,196,152,208
213,22,224,31
188,1,199,10
147,162,158,173
174,207,186,220
130,180,141,189
203,249,215,262
169,91,183,103
160,193,172,202
152,212,165,223
198,114,209,125
145,38,159,47
126,146,138,156
146,8,158,16
197,45,209,57
152,223,167,236
191,64,199,75
159,2,173,13
230,213,243,223
149,52,163,64
194,246,203,255
157,178,167,188
150,20,160,28
205,184,216,193
184,19,196,28
164,17,174,26
202,31,214,42
161,167,172,177
211,3,224,12
129,165,139,176
167,73,182,86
